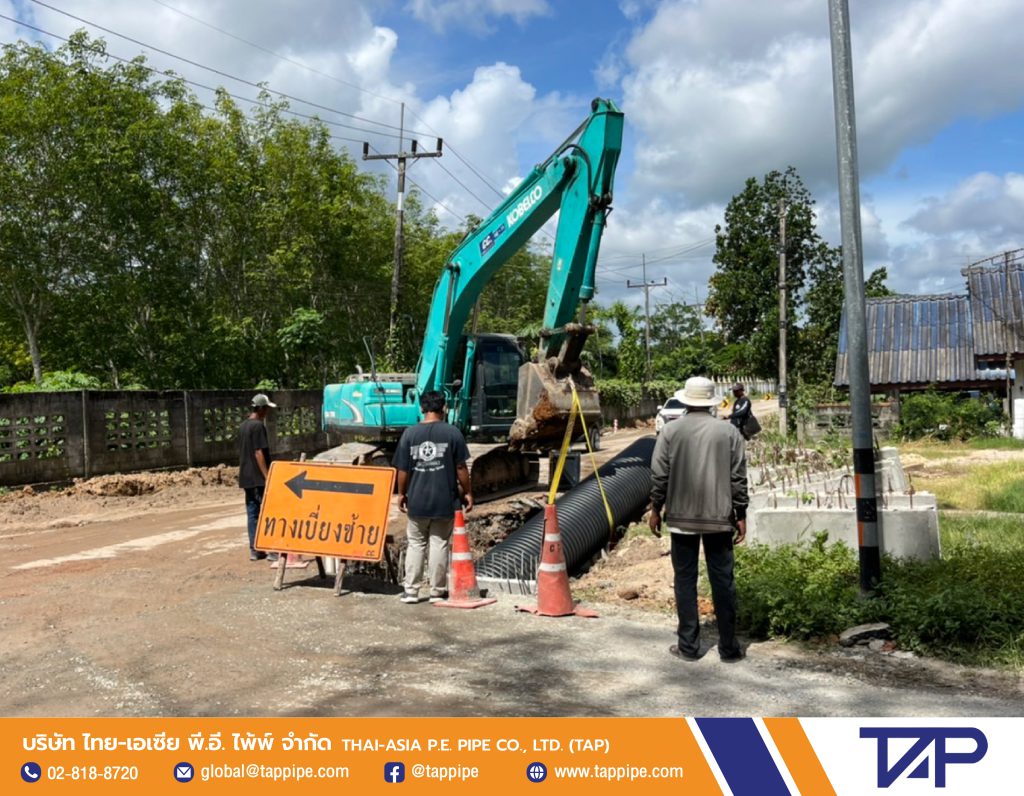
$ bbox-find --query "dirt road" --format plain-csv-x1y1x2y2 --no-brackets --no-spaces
1,429,1021,718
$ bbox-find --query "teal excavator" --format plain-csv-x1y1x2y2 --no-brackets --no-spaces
322,98,623,494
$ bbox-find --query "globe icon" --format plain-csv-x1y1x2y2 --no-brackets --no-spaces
527,762,547,782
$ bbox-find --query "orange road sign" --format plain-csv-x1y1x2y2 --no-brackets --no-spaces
254,461,396,561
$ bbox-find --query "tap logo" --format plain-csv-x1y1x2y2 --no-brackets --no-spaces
860,727,987,788
384,762,406,784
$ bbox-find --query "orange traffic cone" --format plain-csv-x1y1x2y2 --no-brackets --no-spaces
515,504,598,618
434,510,497,610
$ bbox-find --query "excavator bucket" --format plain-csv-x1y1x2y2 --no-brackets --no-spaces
469,445,537,497
508,361,601,450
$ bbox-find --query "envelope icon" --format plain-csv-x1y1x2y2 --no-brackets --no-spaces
176,764,193,781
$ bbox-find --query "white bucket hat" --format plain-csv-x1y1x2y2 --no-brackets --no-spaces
680,376,717,408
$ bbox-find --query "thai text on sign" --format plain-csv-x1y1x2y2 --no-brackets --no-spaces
255,461,395,561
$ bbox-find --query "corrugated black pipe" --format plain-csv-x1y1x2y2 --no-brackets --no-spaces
476,436,655,582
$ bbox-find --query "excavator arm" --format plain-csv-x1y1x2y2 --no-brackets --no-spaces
417,98,623,446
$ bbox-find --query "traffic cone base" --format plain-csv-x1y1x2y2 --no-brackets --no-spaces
514,602,598,618
516,504,598,619
434,509,495,610
436,596,498,610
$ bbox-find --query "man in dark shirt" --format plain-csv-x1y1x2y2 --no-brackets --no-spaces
239,393,276,561
393,391,473,603
728,383,753,439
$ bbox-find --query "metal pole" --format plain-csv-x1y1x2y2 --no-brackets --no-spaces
829,0,881,593
642,254,651,382
778,196,788,435
389,102,406,341
1005,252,1013,425
626,256,667,385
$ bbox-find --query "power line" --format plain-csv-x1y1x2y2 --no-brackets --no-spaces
145,0,515,216
147,0,403,108
26,0,429,140
0,13,398,146
404,106,507,202
433,157,493,212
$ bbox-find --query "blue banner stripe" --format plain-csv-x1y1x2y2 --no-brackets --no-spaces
696,718,791,796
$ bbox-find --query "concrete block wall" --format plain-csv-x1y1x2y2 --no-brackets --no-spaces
748,507,941,561
0,390,328,486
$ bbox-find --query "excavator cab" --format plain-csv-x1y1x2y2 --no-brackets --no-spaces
450,334,526,438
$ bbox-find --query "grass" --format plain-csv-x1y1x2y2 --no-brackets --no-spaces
917,461,1024,511
940,513,1024,553
900,436,1024,460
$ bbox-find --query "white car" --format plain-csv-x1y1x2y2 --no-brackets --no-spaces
655,396,686,433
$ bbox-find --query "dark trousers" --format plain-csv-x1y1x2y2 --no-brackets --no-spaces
670,531,739,657
244,486,265,551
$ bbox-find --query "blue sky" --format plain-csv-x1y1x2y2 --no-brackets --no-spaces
3,0,1024,309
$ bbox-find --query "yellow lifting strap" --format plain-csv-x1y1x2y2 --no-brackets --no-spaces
547,382,615,538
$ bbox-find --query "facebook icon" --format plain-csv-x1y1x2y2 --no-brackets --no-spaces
384,762,406,784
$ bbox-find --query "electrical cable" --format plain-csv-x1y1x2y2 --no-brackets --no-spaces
147,0,403,107
0,13,395,145
26,0,431,139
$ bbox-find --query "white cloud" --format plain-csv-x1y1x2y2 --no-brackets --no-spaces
618,0,1024,208
905,172,1024,238
405,0,550,34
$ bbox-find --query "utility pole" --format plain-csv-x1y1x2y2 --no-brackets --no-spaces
627,253,667,382
362,103,443,360
778,196,788,435
829,0,881,594
1005,251,1013,426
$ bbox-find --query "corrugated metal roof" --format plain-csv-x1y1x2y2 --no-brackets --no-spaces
835,294,1004,389
963,251,1024,360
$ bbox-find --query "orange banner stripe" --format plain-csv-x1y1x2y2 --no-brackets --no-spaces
763,718,835,796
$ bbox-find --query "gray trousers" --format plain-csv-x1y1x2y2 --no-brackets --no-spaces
403,516,454,596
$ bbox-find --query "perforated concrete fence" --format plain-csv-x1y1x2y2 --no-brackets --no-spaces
0,390,327,487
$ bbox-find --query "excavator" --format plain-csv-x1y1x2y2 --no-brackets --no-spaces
322,98,623,495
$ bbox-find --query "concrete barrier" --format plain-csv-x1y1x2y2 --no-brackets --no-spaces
748,492,936,511
748,507,941,561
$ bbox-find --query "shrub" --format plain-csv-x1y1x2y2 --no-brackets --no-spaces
895,389,1003,441
596,379,677,408
730,532,1024,668
3,370,102,393
876,544,1024,665
734,533,866,639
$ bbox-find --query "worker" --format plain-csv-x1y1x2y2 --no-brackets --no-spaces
239,393,276,561
393,390,474,604
728,382,754,439
649,376,748,662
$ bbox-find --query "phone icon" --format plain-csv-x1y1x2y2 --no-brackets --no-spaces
21,762,42,782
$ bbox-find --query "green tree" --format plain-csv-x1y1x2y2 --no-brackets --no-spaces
606,301,645,382
648,301,724,381
0,33,192,384
705,167,840,379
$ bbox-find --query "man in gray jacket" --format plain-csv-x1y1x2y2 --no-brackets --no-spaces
649,376,748,662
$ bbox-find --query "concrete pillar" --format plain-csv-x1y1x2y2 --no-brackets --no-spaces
1013,355,1024,439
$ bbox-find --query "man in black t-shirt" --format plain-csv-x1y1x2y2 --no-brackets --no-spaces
239,393,276,560
728,383,753,440
393,391,473,603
